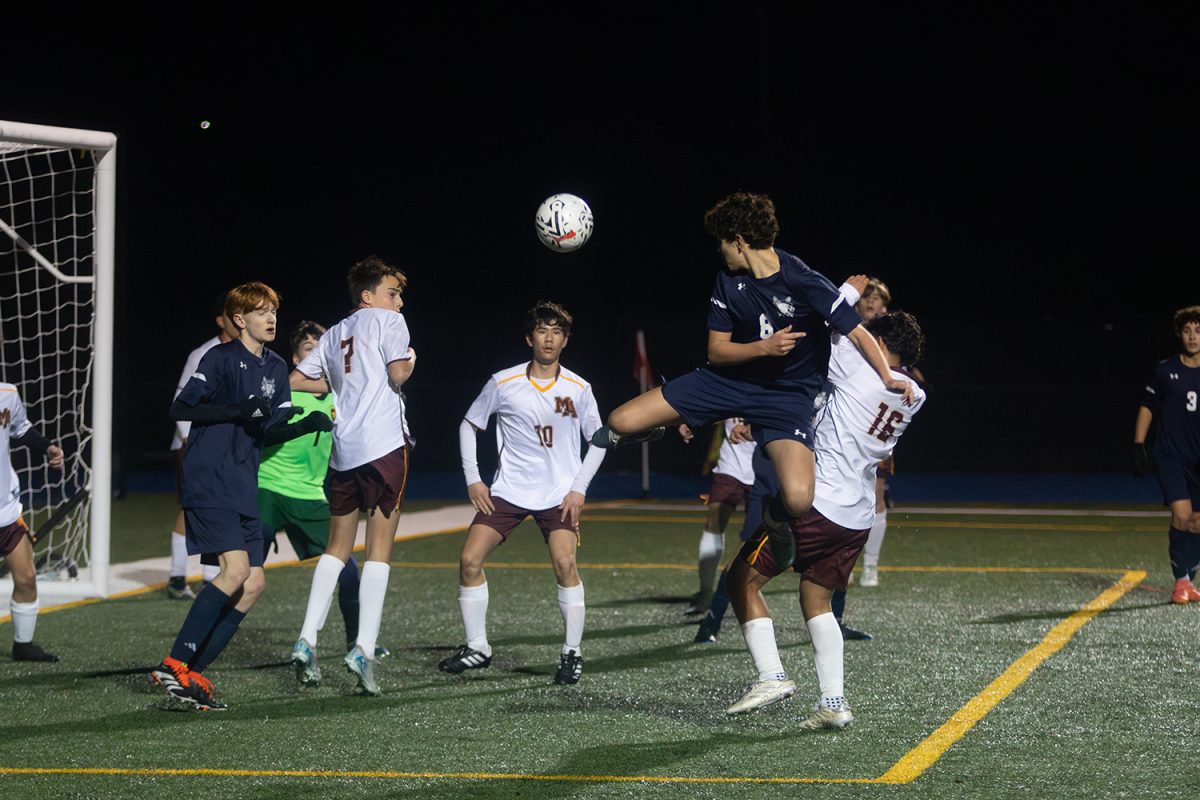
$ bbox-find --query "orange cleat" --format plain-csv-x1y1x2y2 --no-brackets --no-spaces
1171,578,1200,604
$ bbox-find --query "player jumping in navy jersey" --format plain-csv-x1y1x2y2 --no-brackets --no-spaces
1133,305,1200,604
592,193,912,568
151,282,329,710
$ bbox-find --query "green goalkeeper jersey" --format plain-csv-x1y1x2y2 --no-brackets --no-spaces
257,391,334,501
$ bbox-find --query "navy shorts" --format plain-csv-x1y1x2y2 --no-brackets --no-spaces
185,507,265,568
661,368,816,448
1156,454,1200,509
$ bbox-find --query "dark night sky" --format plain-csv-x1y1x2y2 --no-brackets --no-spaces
4,5,1198,479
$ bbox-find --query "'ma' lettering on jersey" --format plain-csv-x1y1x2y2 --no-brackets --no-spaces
554,397,578,418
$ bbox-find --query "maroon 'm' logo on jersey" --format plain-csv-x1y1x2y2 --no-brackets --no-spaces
554,397,577,418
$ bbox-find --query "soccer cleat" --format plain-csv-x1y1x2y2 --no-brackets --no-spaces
858,564,879,587
588,425,666,450
760,496,796,568
291,638,321,686
1171,577,1200,604
682,592,709,617
374,645,391,660
694,615,720,644
169,670,228,711
553,650,583,685
839,623,874,641
798,702,854,730
344,645,381,695
12,641,59,662
438,645,492,674
166,576,196,600
726,679,796,715
150,656,190,691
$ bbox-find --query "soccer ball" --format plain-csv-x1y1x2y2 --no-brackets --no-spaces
535,193,594,252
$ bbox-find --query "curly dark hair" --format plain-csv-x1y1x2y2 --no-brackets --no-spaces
525,300,573,337
347,255,407,305
289,320,326,358
866,310,925,368
1174,305,1200,336
703,192,780,249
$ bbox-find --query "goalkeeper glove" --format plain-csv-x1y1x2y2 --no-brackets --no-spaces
239,396,272,422
297,410,333,434
1131,443,1152,477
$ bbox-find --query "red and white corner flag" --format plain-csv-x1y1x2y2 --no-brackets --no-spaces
633,330,652,393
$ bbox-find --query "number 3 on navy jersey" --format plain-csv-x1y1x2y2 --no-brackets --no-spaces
867,402,905,442
1189,391,1197,412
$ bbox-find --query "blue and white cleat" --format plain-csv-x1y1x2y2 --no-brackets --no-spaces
291,638,321,686
344,644,381,696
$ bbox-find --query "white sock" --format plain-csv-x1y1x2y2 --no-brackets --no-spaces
299,554,344,647
557,582,585,655
806,612,845,700
202,564,220,582
169,532,188,578
11,599,37,644
863,511,887,568
697,531,724,596
740,617,786,682
356,560,391,660
459,582,491,656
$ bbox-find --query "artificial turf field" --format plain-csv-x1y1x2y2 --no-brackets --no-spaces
0,496,1191,799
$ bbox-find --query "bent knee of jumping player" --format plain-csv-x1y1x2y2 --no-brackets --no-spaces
779,484,814,519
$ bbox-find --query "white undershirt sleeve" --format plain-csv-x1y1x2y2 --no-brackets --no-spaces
569,443,606,496
460,419,483,486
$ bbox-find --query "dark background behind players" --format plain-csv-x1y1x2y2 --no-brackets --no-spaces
2,5,1194,483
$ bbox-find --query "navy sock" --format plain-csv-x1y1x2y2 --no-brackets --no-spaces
706,567,731,631
832,589,847,623
338,556,361,647
170,582,231,664
189,608,247,673
1187,528,1200,582
1169,527,1190,580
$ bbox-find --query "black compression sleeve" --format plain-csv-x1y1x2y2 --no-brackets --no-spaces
170,399,241,423
11,427,51,453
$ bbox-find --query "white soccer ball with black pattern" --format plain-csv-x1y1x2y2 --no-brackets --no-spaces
534,193,594,252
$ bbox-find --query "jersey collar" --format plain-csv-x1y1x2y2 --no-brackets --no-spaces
525,362,561,392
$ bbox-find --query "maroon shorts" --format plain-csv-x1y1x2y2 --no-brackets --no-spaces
739,508,868,591
0,518,29,558
471,496,578,543
708,472,752,509
327,445,409,518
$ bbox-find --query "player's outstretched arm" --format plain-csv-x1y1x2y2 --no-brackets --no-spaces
387,347,416,390
170,396,271,423
707,328,806,365
264,409,333,446
289,370,330,394
846,325,914,404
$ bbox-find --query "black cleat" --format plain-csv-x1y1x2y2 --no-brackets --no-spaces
589,425,666,450
168,670,228,711
553,650,583,685
839,624,874,641
760,496,796,568
694,613,721,644
438,645,492,674
13,641,59,662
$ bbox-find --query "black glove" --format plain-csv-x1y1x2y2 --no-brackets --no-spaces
297,410,333,435
1131,443,1152,477
239,396,272,422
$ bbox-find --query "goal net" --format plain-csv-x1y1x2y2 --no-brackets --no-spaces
0,121,115,598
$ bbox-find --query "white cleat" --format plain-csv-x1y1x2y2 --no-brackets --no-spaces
291,638,321,686
858,564,879,587
798,703,854,730
726,679,796,715
344,645,381,696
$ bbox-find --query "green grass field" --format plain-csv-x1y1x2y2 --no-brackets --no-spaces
0,497,1191,799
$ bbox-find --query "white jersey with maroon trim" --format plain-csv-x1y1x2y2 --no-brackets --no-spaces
0,384,33,527
712,418,756,486
465,362,602,511
812,334,926,530
295,308,411,471
170,335,221,450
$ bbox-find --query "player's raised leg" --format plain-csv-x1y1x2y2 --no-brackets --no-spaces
345,497,404,696
440,523,504,673
760,437,816,569
591,387,676,448
293,511,358,684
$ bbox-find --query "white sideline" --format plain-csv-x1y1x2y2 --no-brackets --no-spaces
0,504,476,608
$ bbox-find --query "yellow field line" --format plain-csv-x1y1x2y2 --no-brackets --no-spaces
875,569,1146,785
386,562,1132,574
0,766,871,784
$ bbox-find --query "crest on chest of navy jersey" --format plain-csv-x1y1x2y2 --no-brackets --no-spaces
261,375,276,399
771,296,796,317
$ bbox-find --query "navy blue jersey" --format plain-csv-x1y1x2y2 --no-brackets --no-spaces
176,339,292,516
1142,356,1200,464
706,248,862,392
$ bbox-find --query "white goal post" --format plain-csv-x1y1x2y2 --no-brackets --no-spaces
0,120,115,598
